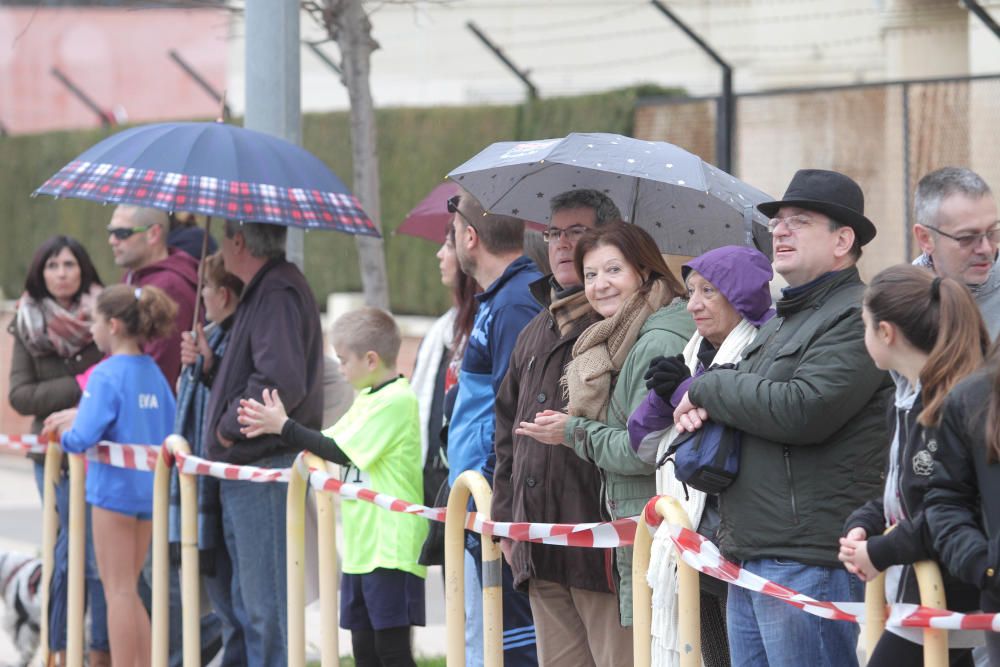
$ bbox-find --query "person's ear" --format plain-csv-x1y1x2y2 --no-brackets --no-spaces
913,224,935,257
107,317,124,337
365,350,379,370
877,320,895,346
834,226,856,259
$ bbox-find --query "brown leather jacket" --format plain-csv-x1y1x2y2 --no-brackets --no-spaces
492,276,614,594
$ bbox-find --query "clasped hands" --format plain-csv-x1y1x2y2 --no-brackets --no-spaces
838,527,880,582
644,355,707,433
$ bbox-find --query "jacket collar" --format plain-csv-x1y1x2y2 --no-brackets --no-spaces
476,255,537,303
776,266,861,317
240,258,286,300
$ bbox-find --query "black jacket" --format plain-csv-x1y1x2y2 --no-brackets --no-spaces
844,390,980,611
203,259,325,465
926,369,1000,611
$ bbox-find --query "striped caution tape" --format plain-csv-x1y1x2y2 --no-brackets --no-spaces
643,496,1000,633
174,449,291,483
0,434,48,456
302,459,639,548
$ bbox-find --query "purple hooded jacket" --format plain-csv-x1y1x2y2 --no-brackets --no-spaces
627,245,774,462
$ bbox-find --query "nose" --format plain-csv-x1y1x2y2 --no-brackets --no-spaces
975,233,994,255
687,295,702,313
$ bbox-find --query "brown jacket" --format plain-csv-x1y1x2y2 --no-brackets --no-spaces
492,277,614,593
8,327,103,460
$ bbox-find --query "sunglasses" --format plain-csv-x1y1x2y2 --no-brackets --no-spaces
447,195,477,231
107,224,153,241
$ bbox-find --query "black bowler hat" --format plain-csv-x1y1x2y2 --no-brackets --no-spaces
757,169,877,246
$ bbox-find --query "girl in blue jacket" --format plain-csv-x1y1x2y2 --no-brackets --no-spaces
54,284,177,667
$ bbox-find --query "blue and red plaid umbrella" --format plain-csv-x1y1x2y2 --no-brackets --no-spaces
34,121,379,237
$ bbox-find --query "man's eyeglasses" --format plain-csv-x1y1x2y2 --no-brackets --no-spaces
447,195,476,231
542,225,589,244
107,225,153,241
924,223,1000,249
766,215,815,233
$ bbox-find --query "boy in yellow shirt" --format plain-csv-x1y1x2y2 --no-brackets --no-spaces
238,307,426,667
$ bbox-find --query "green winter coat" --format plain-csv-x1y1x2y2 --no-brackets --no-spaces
689,267,892,568
563,299,695,625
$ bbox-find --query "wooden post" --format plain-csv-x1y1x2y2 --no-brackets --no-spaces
632,495,700,667
444,470,502,667
914,560,949,667
863,571,887,664
166,435,201,667
151,442,172,667
38,438,62,665
65,453,86,667
304,453,339,666
286,454,308,667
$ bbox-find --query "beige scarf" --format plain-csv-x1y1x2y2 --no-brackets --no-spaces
565,279,675,421
549,286,595,337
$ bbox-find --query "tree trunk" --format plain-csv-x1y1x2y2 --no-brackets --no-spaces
322,0,390,310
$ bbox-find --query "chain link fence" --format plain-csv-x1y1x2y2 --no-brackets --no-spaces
634,73,1000,277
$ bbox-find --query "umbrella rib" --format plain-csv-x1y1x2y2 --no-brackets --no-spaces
482,163,552,213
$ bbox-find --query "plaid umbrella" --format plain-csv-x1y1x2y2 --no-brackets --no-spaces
34,121,378,236
447,132,773,257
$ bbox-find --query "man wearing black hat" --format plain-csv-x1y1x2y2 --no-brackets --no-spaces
674,169,892,666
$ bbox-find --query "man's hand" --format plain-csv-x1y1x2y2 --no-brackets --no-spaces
838,528,878,581
42,408,77,440
673,392,709,433
237,388,289,438
499,537,514,566
181,322,213,371
515,410,569,445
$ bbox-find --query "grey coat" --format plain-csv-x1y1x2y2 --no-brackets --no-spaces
689,267,892,568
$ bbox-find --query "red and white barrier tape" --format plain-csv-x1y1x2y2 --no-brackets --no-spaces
174,450,291,483
0,434,47,456
643,496,1000,633
7,434,999,632
302,460,639,548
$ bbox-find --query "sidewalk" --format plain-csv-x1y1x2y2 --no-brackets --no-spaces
0,454,446,665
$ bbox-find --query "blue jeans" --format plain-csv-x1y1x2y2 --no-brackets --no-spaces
202,542,249,667
219,452,296,667
726,558,863,667
33,462,109,652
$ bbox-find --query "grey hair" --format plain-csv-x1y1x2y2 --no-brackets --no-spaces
224,220,287,260
914,167,992,228
549,189,622,227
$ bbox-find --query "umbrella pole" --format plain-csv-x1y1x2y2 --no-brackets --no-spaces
190,216,212,336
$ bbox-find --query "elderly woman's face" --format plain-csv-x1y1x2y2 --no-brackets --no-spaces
686,270,743,347
582,243,644,318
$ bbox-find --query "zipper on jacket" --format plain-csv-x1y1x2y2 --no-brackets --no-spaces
783,446,799,525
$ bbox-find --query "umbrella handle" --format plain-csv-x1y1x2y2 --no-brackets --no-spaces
190,216,212,344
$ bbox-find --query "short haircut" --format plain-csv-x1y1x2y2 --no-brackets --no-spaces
549,189,622,227
24,235,103,303
120,205,169,234
203,251,244,299
914,167,992,228
224,220,287,260
331,307,401,367
458,194,524,255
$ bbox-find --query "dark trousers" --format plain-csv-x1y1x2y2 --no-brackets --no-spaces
868,630,974,667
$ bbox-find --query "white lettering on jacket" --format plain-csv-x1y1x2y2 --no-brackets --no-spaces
138,394,159,409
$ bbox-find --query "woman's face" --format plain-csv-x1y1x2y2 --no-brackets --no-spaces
43,247,82,307
436,237,460,289
686,270,743,347
582,243,644,318
201,282,233,325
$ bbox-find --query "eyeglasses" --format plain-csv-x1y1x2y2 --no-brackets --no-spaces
107,225,153,241
766,215,816,233
447,195,476,231
924,223,1000,249
542,225,590,243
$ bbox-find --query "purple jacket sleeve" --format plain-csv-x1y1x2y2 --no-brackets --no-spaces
627,389,675,464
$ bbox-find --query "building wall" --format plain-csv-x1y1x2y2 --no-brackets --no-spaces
0,7,229,135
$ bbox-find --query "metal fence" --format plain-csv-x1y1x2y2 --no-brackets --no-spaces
634,73,1000,276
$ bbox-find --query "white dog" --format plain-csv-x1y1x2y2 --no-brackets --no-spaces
0,552,41,667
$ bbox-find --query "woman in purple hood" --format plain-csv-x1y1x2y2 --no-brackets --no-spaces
626,244,773,667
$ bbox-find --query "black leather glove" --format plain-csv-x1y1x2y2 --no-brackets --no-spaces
644,354,691,399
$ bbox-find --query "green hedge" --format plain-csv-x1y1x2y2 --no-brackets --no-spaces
0,85,678,315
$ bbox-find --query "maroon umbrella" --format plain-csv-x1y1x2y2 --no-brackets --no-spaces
396,180,545,244
395,181,462,244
